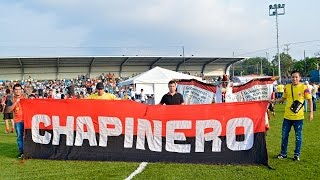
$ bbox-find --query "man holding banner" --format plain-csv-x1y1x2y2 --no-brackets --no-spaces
7,84,25,159
87,82,117,100
276,70,313,161
215,75,236,103
160,80,184,105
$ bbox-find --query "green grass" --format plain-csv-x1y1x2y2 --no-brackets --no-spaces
0,103,319,180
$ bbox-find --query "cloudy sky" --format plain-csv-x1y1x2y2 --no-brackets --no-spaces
0,0,319,60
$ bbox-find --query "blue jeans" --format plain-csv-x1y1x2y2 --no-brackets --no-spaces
14,122,24,154
312,97,316,111
280,119,303,156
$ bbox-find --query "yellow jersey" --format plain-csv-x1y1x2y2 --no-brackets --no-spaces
283,83,312,120
277,84,285,93
87,93,116,100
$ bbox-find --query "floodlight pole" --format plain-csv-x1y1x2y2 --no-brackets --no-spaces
269,4,285,83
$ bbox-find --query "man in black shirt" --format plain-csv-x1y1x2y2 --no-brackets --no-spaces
160,80,184,105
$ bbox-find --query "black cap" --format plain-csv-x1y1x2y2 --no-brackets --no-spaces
96,82,104,89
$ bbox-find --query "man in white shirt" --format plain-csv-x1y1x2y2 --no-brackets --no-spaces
55,89,61,99
304,81,314,112
311,82,317,111
140,89,148,104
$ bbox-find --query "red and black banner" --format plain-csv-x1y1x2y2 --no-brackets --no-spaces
21,99,269,165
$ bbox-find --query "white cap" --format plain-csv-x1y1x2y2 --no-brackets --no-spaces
305,81,309,84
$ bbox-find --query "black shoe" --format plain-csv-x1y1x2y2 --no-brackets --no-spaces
277,154,287,159
293,155,300,161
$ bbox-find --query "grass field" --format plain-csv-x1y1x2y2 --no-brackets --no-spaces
0,103,319,180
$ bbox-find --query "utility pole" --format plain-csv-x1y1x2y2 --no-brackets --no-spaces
269,3,285,83
182,46,186,72
260,57,263,75
232,52,235,77
284,44,290,54
304,50,307,77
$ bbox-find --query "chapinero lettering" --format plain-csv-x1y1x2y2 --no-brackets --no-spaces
31,114,254,153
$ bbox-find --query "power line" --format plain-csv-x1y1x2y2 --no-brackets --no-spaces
236,39,320,57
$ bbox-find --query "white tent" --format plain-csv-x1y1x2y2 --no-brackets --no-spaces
120,66,203,104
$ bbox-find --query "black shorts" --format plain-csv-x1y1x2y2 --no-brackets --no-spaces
3,113,13,120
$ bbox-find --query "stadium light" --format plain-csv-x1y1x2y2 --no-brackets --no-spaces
269,3,285,83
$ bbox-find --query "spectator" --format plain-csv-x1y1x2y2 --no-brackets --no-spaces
139,89,148,104
122,91,131,100
311,82,317,111
1,89,14,133
87,82,117,100
303,81,313,112
55,90,61,99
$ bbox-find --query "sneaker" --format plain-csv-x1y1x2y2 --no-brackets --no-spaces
277,154,287,159
293,155,300,161
17,153,24,159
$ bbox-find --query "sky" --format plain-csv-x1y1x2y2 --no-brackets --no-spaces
0,0,319,60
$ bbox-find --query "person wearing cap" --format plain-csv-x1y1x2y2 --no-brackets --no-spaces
87,82,117,100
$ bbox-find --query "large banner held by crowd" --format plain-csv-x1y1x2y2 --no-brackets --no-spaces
177,77,276,104
177,80,216,104
22,99,269,165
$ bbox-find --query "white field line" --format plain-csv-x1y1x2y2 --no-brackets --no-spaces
125,162,148,180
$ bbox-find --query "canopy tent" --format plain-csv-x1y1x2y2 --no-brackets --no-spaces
120,66,202,104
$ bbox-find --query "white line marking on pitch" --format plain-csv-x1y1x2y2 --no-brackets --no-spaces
125,162,148,180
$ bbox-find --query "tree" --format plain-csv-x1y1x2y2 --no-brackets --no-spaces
306,57,320,75
293,60,306,76
233,57,273,76
271,53,294,78
293,57,320,77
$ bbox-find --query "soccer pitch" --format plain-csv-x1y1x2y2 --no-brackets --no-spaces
0,103,319,180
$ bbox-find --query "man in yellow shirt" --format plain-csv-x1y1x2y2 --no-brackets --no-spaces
276,70,313,161
87,82,117,100
276,83,285,103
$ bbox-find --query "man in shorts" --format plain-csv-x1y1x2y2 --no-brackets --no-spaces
1,89,14,133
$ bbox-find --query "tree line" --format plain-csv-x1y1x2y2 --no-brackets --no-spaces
232,52,320,77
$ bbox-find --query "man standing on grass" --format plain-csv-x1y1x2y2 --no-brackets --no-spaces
1,89,15,134
276,70,313,161
7,84,24,158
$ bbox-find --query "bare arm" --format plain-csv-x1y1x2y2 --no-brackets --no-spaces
272,97,286,104
7,98,19,113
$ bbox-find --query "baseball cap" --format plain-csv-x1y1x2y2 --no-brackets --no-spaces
96,82,104,90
